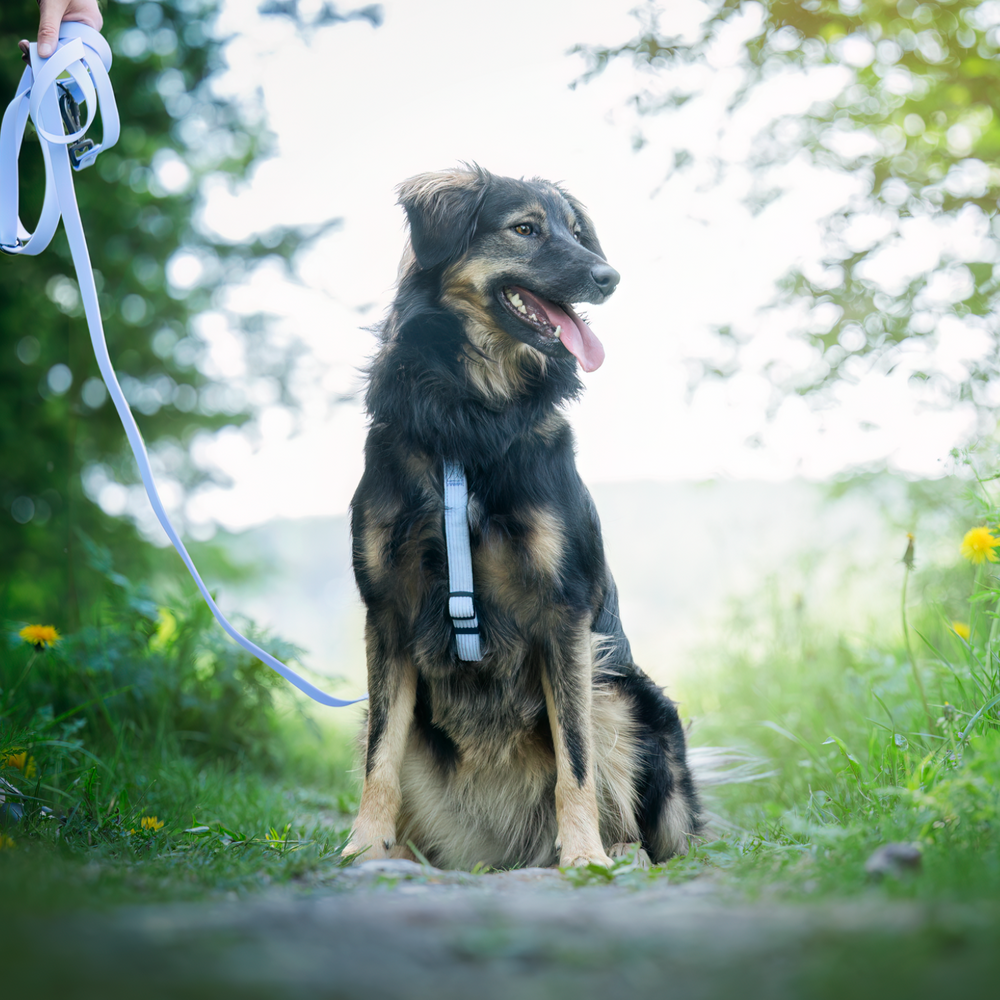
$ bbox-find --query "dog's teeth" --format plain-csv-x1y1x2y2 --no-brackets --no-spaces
553,325,562,336
517,304,528,314
510,292,523,307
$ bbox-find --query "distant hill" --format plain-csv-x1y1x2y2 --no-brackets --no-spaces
204,479,910,694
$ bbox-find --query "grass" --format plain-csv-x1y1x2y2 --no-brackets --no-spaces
0,710,361,909
669,470,1000,902
0,536,362,912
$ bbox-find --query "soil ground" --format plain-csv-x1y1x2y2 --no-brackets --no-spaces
4,859,999,1000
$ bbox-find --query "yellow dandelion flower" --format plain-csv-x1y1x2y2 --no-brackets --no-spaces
140,816,164,832
960,527,1000,565
18,624,61,650
951,621,971,641
0,834,15,851
4,752,37,779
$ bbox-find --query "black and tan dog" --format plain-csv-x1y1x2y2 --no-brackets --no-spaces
343,165,701,869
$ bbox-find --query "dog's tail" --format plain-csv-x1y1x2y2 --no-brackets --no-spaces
687,745,774,837
687,745,773,788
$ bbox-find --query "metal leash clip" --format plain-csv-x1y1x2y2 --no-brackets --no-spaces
57,81,95,170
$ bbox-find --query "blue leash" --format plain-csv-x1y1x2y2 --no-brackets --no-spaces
0,24,365,708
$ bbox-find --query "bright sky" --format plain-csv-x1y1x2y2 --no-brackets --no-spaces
99,0,988,539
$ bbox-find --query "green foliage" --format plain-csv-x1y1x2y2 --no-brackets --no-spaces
0,537,359,900
2,534,312,759
0,0,347,627
576,1,1000,412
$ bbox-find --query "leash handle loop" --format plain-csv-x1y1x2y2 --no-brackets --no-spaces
1,23,364,708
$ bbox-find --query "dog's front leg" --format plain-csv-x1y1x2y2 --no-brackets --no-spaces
541,624,614,869
343,618,417,862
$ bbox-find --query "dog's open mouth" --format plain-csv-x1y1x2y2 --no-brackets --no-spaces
500,286,605,372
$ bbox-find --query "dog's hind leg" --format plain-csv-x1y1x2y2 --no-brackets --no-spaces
643,760,701,862
343,616,417,862
541,622,614,869
590,663,702,863
636,711,702,863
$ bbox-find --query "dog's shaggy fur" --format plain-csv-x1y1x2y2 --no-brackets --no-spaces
343,166,701,869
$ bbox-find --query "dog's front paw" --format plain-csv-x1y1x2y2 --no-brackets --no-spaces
342,833,396,864
559,849,614,869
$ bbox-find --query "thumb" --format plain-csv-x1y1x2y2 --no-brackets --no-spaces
37,1,65,59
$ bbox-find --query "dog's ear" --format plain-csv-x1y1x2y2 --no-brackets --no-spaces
397,168,491,270
557,188,607,261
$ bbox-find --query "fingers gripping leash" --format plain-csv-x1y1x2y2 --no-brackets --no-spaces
1,23,365,707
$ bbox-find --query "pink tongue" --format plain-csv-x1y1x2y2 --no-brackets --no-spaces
512,288,606,372
557,303,605,373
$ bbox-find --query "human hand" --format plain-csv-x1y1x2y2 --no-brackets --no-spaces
18,0,104,63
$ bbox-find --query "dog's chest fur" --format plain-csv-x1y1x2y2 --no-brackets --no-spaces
355,405,605,757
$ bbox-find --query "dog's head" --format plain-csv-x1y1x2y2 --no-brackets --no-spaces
396,166,619,374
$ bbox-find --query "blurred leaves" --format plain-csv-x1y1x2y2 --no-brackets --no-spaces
259,0,383,31
577,0,1000,421
0,1,370,626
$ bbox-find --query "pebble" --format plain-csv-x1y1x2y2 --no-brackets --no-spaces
864,842,923,880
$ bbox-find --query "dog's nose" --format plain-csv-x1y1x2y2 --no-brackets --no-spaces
591,263,620,294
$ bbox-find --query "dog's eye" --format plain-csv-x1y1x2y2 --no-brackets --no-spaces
573,230,582,242
513,223,533,236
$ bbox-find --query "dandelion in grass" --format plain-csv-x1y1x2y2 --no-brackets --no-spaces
951,621,971,641
140,816,164,832
3,751,37,779
960,527,1000,565
18,624,60,650
0,834,15,851
902,533,915,570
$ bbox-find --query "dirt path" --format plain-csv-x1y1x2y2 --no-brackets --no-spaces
5,859,999,999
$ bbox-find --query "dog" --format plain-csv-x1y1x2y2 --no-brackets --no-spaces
343,165,701,870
